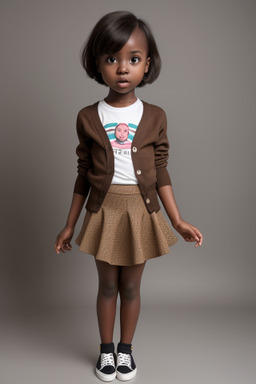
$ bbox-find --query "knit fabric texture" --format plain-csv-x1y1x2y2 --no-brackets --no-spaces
76,185,178,266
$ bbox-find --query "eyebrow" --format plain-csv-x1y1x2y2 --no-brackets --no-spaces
130,50,143,54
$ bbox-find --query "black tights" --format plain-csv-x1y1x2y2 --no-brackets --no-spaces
95,259,146,344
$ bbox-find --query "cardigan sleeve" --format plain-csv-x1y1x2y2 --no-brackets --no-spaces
73,111,92,196
154,110,172,188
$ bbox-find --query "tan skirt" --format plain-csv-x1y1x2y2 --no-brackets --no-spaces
76,185,178,266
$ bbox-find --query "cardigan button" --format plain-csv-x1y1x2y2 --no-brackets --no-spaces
146,198,151,204
136,169,141,175
107,169,112,175
132,146,137,153
105,145,111,151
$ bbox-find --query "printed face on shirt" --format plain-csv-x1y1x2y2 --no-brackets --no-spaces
115,123,129,142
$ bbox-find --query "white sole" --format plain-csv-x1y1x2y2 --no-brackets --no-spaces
116,367,137,381
96,368,116,382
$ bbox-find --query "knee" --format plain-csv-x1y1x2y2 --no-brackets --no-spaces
99,281,118,299
120,282,139,301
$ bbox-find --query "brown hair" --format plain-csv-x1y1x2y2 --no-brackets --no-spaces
81,11,161,87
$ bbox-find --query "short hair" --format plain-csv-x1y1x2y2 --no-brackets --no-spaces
81,11,161,87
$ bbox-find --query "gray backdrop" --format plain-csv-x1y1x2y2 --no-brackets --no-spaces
1,0,256,311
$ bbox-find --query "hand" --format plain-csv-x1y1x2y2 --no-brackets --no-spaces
54,226,74,254
173,220,203,247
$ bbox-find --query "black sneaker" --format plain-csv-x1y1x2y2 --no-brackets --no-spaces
96,342,116,382
116,342,137,381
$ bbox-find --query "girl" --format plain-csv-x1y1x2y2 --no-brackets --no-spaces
55,11,203,382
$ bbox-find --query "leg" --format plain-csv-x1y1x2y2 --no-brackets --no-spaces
119,263,146,344
95,260,119,344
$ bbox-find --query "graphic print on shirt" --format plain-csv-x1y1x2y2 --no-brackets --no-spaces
104,121,138,156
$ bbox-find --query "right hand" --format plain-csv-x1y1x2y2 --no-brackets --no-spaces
54,226,74,254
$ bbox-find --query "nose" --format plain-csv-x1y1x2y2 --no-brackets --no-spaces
117,61,128,74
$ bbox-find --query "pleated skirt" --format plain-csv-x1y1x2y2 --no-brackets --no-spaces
76,185,178,266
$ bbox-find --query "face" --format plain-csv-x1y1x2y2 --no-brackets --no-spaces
97,28,150,97
115,123,129,141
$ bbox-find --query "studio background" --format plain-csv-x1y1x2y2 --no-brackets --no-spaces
1,0,256,383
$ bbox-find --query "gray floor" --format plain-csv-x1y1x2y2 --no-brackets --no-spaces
1,305,256,384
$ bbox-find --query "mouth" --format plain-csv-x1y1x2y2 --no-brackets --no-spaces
117,79,129,87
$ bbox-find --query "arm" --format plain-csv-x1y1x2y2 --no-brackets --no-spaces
55,110,91,254
54,193,86,254
154,110,203,247
158,185,203,247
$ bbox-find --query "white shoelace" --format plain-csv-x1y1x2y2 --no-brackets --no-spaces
100,353,115,370
117,353,132,370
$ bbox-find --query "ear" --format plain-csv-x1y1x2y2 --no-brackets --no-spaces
144,57,151,74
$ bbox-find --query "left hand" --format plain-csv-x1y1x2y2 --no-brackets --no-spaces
173,220,203,247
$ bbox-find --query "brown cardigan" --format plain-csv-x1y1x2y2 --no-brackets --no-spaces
74,100,172,213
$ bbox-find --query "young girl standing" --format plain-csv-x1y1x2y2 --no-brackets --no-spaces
55,11,203,382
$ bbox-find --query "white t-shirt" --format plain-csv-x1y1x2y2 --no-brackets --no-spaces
98,99,143,184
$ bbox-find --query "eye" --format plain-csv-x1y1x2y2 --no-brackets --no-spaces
106,56,116,64
130,56,140,64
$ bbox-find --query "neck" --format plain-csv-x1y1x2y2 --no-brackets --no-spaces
104,90,137,107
